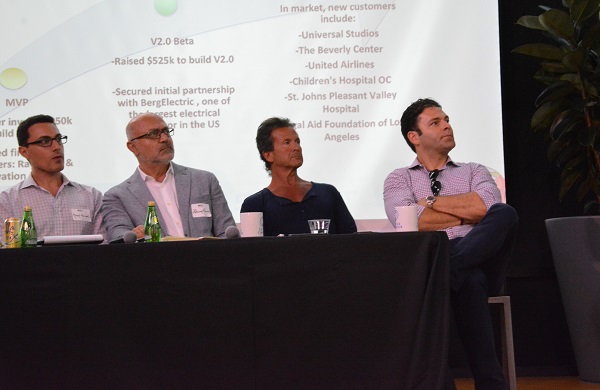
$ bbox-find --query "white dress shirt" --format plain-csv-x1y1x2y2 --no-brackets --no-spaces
138,164,185,237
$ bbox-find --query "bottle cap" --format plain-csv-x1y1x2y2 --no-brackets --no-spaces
148,201,156,206
24,206,32,212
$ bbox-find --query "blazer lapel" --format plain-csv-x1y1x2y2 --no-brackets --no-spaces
173,163,192,235
126,170,167,226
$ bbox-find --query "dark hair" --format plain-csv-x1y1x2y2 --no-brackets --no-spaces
400,98,441,152
16,114,56,146
256,117,296,172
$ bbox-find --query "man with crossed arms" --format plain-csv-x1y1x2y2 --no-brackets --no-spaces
384,98,518,390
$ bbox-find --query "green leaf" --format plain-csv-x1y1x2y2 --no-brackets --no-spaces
517,0,600,208
560,73,585,91
562,156,587,200
534,69,563,85
550,110,583,139
561,48,586,71
540,9,576,42
532,100,568,130
577,173,593,199
556,138,585,165
516,15,545,30
559,168,582,199
513,43,564,60
549,109,572,137
539,60,571,73
569,0,600,24
586,83,600,99
536,80,577,106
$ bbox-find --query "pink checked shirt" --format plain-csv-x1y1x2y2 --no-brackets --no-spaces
383,157,501,239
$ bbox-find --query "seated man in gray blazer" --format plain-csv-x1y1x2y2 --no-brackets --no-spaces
102,112,235,242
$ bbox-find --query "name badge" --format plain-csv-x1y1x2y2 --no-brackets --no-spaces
191,203,211,218
71,208,92,222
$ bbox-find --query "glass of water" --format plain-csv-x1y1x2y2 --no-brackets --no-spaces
308,219,331,234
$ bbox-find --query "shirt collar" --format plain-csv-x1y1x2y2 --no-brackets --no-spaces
21,173,72,191
138,162,174,182
408,156,460,171
22,175,38,189
268,182,317,205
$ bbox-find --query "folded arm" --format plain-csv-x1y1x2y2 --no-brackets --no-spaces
416,192,487,231
101,190,138,242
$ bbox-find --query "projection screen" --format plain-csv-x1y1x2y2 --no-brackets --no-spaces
0,0,504,221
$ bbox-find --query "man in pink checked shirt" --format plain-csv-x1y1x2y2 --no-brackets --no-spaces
384,98,518,390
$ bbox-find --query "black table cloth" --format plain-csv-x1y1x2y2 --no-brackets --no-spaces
0,232,449,390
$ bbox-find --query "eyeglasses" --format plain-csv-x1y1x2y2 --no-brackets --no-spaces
129,127,174,142
429,169,442,196
24,134,68,147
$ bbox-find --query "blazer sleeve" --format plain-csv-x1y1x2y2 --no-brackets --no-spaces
101,186,138,242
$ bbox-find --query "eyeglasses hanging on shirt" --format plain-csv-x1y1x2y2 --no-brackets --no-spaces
429,169,442,196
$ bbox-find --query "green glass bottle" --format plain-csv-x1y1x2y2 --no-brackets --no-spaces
144,201,161,243
19,205,37,248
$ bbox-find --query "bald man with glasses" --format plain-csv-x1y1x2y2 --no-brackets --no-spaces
0,114,105,239
101,112,234,242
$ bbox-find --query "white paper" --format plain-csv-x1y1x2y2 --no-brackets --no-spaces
42,234,104,245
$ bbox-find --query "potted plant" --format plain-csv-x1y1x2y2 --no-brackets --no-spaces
514,0,600,382
513,0,600,213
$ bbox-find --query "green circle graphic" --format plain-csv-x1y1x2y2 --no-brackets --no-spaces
0,68,28,90
155,0,178,16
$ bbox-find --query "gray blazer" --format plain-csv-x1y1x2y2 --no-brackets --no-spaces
102,162,235,242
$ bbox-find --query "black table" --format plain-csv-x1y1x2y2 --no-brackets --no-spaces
0,232,450,390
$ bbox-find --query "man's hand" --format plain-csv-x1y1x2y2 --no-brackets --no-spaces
417,192,486,231
133,225,145,239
